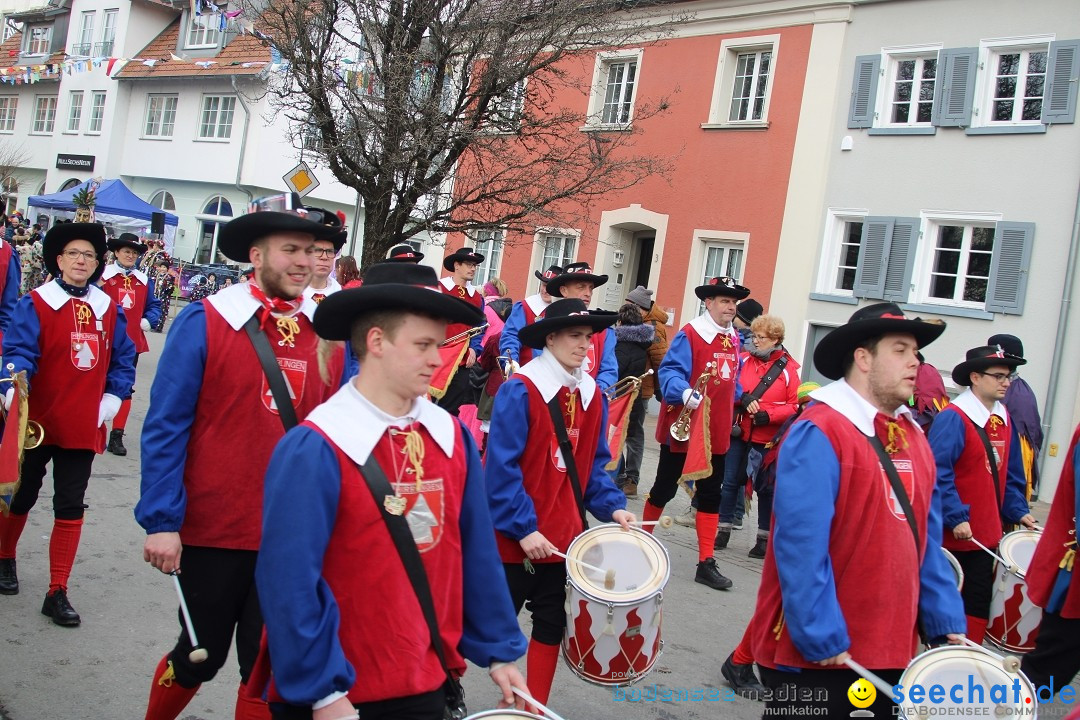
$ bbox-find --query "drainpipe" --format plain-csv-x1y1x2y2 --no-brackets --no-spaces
1037,165,1080,500
222,75,254,262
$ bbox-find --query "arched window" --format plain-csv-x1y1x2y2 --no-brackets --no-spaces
194,195,234,264
149,189,176,212
59,178,81,191
37,182,46,195
2,177,17,216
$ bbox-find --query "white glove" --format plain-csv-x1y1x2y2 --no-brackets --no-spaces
2,388,12,411
140,317,151,332
506,360,520,377
682,388,703,410
97,393,122,427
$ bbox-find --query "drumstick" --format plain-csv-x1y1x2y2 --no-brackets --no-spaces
169,572,209,664
630,516,674,529
960,637,1022,673
511,686,568,720
966,537,1023,577
843,657,895,698
550,550,616,591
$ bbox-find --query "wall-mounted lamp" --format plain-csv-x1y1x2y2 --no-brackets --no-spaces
840,135,854,151
612,250,625,267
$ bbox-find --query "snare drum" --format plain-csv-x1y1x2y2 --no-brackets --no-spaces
562,524,670,686
987,529,1043,653
898,645,1037,719
942,547,964,591
465,713,544,719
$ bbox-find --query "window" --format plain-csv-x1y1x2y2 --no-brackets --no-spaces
198,95,236,139
925,224,995,305
729,50,771,122
67,91,83,133
0,97,16,133
849,46,941,133
886,55,937,125
149,190,176,212
4,178,18,216
185,12,221,49
986,46,1048,124
59,178,81,191
98,9,118,56
586,51,642,127
472,230,504,286
301,122,321,151
195,195,234,264
24,26,52,55
706,36,779,127
87,92,106,133
540,234,576,269
816,211,870,298
32,96,57,134
73,11,94,55
144,95,178,138
698,243,745,313
486,80,525,131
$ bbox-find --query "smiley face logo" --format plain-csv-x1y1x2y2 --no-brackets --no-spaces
848,678,876,708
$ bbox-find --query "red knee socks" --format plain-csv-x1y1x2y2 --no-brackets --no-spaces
48,518,83,592
113,398,132,431
965,615,988,645
145,655,199,720
641,502,664,535
234,683,271,720
695,511,719,562
526,638,560,707
732,627,755,666
0,512,28,559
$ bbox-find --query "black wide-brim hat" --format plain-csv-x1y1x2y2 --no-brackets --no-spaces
313,263,483,341
518,298,617,349
987,333,1024,359
43,223,108,282
547,262,608,297
442,247,485,271
814,302,946,381
217,211,342,262
534,264,564,283
107,233,148,255
695,276,751,300
951,345,1027,387
385,244,425,263
301,205,348,251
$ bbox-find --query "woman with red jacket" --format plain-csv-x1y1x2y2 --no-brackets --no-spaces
715,314,800,557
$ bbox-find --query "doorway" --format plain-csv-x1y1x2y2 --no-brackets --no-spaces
632,236,653,289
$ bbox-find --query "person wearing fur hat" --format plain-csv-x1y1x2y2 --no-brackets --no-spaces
748,302,965,717
435,247,487,416
500,264,562,373
136,203,346,720
0,223,136,625
253,262,530,719
623,285,669,498
299,207,347,305
612,301,654,497
485,297,635,708
929,345,1036,644
987,333,1043,498
100,233,162,456
545,262,617,390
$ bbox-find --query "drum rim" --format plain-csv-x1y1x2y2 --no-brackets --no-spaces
564,524,671,602
898,645,1037,714
463,712,546,719
941,547,964,590
560,639,664,687
998,529,1040,568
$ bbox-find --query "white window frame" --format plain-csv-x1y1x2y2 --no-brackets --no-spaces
471,229,504,286
31,95,57,134
697,236,747,314
704,35,779,128
531,228,580,274
972,35,1054,129
87,91,106,134
816,208,870,297
99,9,118,56
0,97,17,133
74,11,94,55
66,91,84,133
144,94,179,139
197,94,236,140
24,25,52,56
148,189,177,212
913,210,1004,310
185,11,221,50
683,229,749,320
875,45,942,129
484,79,526,133
584,49,643,129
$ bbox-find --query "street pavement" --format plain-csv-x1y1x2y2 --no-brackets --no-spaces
0,322,1067,719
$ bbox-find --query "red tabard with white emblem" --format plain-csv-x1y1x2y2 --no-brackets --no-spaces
518,301,544,365
655,325,740,455
0,242,12,347
101,272,151,353
580,329,607,382
494,376,604,564
439,282,484,366
938,405,1012,552
29,291,119,452
1026,423,1080,618
751,404,932,670
179,304,343,550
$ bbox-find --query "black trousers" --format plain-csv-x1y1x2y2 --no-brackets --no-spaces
270,687,445,720
436,366,473,416
759,665,902,718
1020,609,1080,693
952,548,995,618
645,445,726,514
503,561,567,645
167,546,262,688
10,444,95,520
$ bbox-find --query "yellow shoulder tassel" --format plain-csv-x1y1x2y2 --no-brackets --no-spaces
885,421,909,454
157,660,176,687
772,609,785,641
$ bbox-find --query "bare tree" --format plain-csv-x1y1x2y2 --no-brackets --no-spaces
0,140,32,213
250,0,684,266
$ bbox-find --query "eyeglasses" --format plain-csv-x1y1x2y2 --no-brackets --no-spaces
310,248,337,259
62,250,98,262
979,371,1018,383
751,334,775,342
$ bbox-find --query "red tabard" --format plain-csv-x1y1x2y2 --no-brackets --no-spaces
655,326,739,456
179,304,342,550
518,301,543,366
581,329,607,383
939,405,1011,552
1026,423,1080,618
751,405,932,670
101,272,151,353
440,283,484,366
0,242,12,347
495,376,603,564
270,423,468,704
28,291,119,452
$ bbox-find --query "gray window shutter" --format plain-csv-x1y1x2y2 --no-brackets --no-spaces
882,218,920,302
853,217,893,299
1042,40,1080,124
848,55,880,129
985,222,1034,315
933,48,977,127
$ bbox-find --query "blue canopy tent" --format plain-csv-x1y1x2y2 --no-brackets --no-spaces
27,179,180,252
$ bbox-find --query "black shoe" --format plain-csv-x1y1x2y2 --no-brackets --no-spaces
721,652,765,698
695,558,733,590
748,537,768,559
0,558,17,595
107,429,127,456
41,589,81,626
714,529,730,550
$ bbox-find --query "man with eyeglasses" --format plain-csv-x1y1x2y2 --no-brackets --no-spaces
0,223,136,626
299,207,347,305
929,345,1036,645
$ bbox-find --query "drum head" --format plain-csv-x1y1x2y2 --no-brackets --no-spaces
464,712,545,720
999,530,1040,574
565,525,670,602
898,646,1037,718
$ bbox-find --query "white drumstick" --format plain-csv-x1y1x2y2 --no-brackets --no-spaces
630,516,674,529
960,637,1021,673
966,537,1023,577
550,550,616,590
170,572,209,664
511,686,568,720
843,657,895,698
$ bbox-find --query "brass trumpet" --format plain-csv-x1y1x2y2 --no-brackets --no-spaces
669,362,713,443
604,369,654,402
0,365,44,451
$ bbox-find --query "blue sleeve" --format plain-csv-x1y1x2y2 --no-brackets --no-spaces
2,296,42,388
918,482,968,639
134,303,207,534
596,327,617,390
582,397,626,521
484,380,538,541
658,331,692,405
1074,442,1080,538
1002,422,1031,522
342,343,359,388
773,421,849,662
734,344,744,400
143,277,163,328
105,306,137,397
499,302,525,364
928,411,970,528
257,427,354,705
0,254,20,333
457,424,529,665
470,298,486,354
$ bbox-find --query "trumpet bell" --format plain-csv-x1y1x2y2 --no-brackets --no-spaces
669,423,690,443
24,421,44,450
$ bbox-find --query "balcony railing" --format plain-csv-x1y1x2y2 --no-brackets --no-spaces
95,40,114,56
70,42,92,55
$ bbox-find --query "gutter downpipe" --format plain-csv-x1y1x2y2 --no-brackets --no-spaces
222,75,255,261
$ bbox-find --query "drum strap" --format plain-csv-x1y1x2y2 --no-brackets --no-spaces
971,424,1003,517
868,437,922,558
546,398,589,532
743,354,789,406
243,314,298,431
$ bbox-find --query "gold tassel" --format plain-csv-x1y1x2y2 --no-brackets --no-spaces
772,610,785,641
1061,546,1076,572
402,430,425,492
884,421,909,454
275,316,301,347
157,660,176,687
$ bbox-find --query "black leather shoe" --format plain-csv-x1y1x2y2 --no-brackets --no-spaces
721,652,765,698
695,558,733,590
0,558,17,595
714,529,730,549
41,589,81,626
107,429,127,456
748,537,768,559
